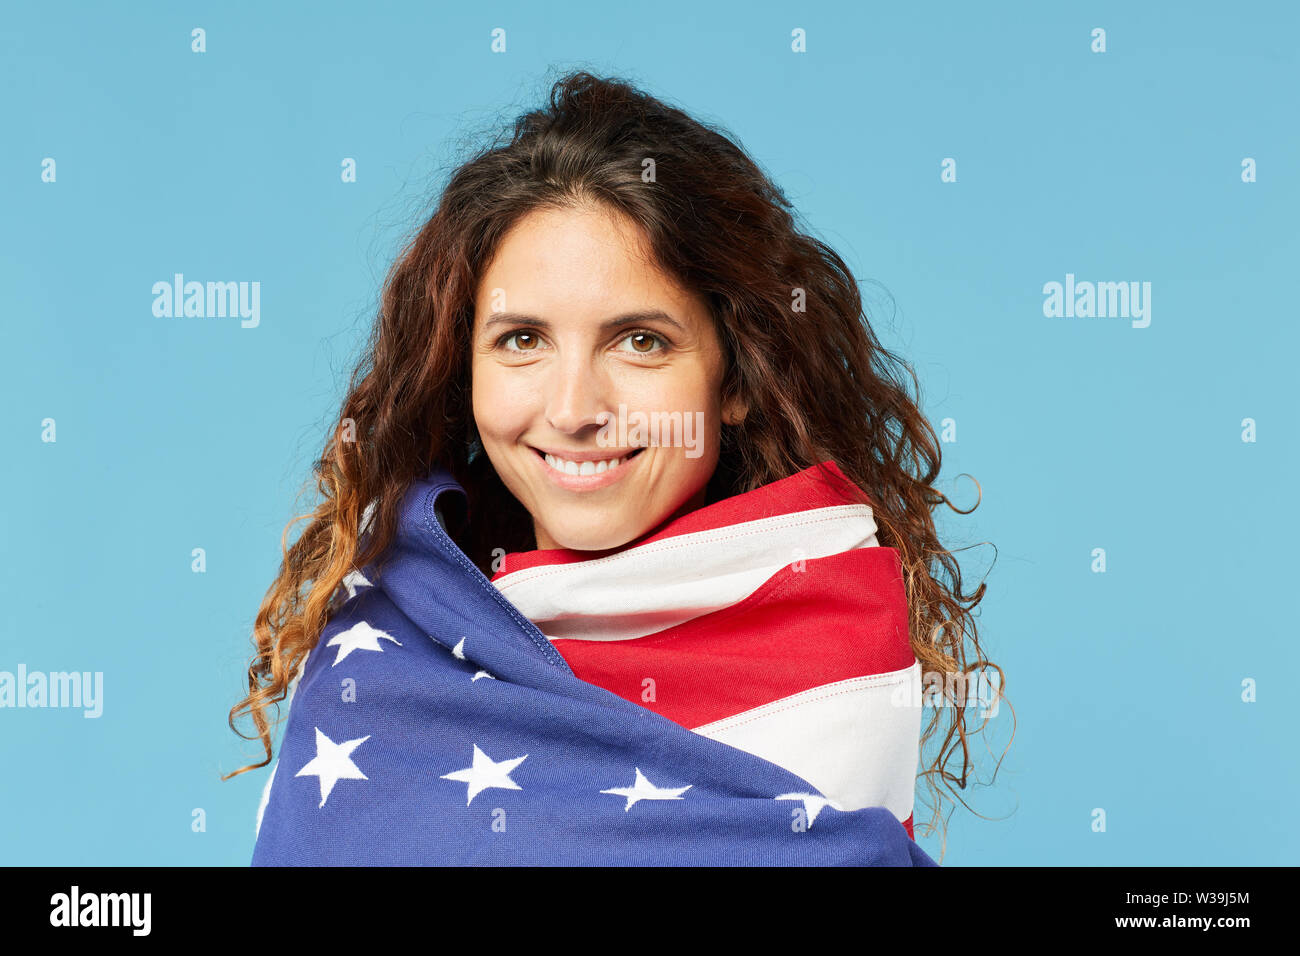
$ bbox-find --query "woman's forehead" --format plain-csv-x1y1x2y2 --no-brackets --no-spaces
471,208,707,334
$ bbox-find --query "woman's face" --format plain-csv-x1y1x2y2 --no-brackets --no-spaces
470,203,744,552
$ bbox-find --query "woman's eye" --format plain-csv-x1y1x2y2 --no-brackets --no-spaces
501,331,540,352
617,331,667,354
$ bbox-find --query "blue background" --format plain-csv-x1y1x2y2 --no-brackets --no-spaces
3,0,1296,865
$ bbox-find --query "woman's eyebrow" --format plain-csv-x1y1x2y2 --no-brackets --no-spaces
480,309,685,335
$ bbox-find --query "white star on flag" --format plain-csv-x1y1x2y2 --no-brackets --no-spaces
601,768,692,811
470,670,495,681
296,727,370,808
359,500,377,535
341,569,372,600
440,744,527,806
774,792,843,828
451,637,467,659
326,620,402,665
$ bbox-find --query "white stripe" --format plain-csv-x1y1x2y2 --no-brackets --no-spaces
493,504,879,642
691,660,923,823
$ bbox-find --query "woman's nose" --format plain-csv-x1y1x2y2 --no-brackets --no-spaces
544,357,613,435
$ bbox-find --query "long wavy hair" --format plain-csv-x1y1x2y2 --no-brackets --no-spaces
224,69,1011,860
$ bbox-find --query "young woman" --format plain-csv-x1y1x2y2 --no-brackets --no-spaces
227,70,1005,865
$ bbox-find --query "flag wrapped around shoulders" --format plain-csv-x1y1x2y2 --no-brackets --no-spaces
249,460,937,866
490,459,926,840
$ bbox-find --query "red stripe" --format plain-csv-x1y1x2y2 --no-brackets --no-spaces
550,546,913,728
493,460,869,579
903,814,914,839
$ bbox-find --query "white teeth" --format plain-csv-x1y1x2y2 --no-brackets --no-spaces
543,452,630,475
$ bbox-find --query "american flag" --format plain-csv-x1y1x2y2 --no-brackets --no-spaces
250,461,935,866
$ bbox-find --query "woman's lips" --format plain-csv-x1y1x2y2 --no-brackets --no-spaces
531,446,645,491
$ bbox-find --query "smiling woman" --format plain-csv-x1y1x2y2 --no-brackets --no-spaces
226,69,1008,866
470,202,745,552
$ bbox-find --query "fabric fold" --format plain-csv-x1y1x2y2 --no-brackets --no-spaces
490,460,924,836
249,460,936,866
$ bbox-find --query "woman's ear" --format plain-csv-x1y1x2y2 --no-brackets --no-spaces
722,392,748,427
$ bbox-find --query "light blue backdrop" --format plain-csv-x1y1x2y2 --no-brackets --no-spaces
3,0,1296,865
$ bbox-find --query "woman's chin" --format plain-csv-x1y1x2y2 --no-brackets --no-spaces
534,519,640,554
